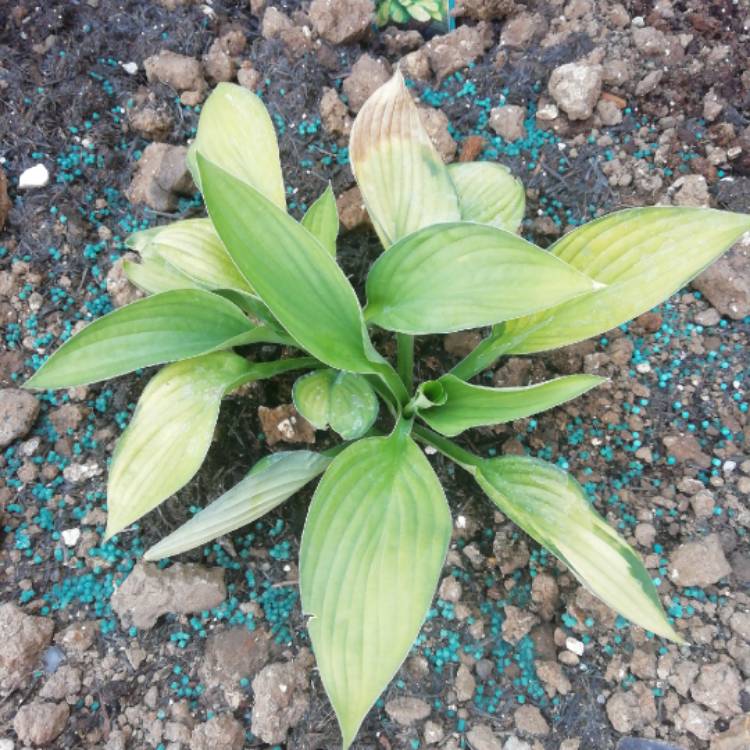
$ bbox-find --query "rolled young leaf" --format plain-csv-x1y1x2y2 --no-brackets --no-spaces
300,422,451,749
302,184,339,257
476,456,683,642
25,290,257,390
497,207,750,354
144,451,331,560
293,369,379,440
186,82,286,209
128,219,252,293
418,373,605,437
106,353,316,538
197,153,407,402
448,162,526,233
365,222,601,334
350,72,460,248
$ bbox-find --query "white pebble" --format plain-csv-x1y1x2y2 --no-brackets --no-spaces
19,163,49,189
61,528,81,547
121,61,138,75
636,362,651,374
565,636,585,655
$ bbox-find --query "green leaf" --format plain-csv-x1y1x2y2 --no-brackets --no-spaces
187,83,286,209
498,207,750,354
25,290,256,390
418,373,604,437
197,154,406,402
302,184,339,257
448,162,526,233
124,255,202,295
106,352,253,537
475,456,683,642
144,451,331,560
300,423,451,749
350,72,460,248
129,219,252,293
106,353,316,538
365,222,601,334
293,369,379,440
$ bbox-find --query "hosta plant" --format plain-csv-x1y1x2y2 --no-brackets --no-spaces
27,77,750,748
376,0,449,26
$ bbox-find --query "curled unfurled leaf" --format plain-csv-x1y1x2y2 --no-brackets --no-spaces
350,72,460,248
476,455,683,642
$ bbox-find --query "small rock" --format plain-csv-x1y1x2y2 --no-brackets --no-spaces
309,0,373,45
454,0,515,21
418,106,457,162
121,61,138,75
261,7,314,57
0,604,54,691
597,99,623,126
438,576,462,603
250,653,312,744
606,684,656,733
18,164,49,189
694,307,720,327
669,533,731,587
661,433,711,468
548,62,603,121
424,720,445,744
630,648,657,680
39,665,82,700
237,61,261,90
425,23,493,81
0,389,40,449
342,54,390,113
671,174,710,207
128,106,174,140
385,696,431,726
111,562,226,630
710,714,750,750
336,186,368,231
514,704,549,736
459,134,486,162
502,605,539,645
489,104,526,141
0,168,10,229
535,659,571,696
126,143,194,212
190,714,244,750
500,12,544,47
690,662,742,715
693,236,750,320
632,26,667,56
144,49,207,96
320,87,351,139
729,611,750,641
203,30,246,83
635,70,663,96
199,627,271,694
454,664,475,702
675,702,717,741
106,254,144,308
466,724,503,750
54,620,96,653
13,701,69,746
400,48,431,81
530,573,559,621
504,738,532,750
444,331,483,358
258,404,316,446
